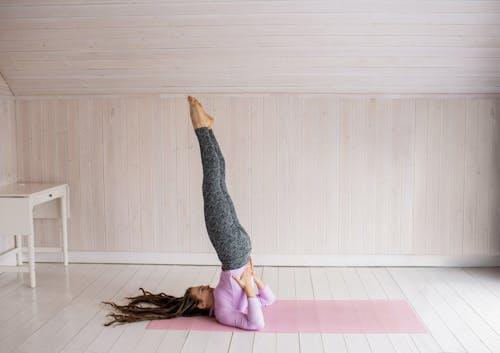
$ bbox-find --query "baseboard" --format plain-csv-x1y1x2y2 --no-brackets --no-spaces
14,247,500,267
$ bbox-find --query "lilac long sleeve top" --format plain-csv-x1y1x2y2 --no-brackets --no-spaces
209,264,276,330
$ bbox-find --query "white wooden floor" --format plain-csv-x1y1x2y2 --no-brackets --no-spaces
1,264,500,353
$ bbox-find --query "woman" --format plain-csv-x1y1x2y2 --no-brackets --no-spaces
102,96,276,330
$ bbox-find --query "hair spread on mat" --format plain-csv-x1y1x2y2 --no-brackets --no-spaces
101,287,209,326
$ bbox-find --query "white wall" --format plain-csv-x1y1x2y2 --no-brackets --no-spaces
14,95,500,261
0,75,17,260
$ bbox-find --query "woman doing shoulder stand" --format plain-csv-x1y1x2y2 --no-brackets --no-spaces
102,96,276,331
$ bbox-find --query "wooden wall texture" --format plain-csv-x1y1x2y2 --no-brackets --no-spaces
0,73,13,96
0,90,17,254
0,0,499,260
0,97,15,184
0,1,499,95
14,95,500,256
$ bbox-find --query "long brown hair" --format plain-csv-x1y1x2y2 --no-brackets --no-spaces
101,287,209,326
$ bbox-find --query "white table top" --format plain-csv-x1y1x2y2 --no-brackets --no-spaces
0,183,67,197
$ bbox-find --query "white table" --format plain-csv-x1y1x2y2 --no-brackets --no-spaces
0,183,69,288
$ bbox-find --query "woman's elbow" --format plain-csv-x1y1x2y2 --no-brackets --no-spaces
247,321,265,331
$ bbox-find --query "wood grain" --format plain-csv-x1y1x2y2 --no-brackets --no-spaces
11,95,500,257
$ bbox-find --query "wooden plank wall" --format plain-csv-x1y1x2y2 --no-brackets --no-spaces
14,95,500,256
0,85,17,254
0,72,13,97
0,97,16,183
0,1,499,95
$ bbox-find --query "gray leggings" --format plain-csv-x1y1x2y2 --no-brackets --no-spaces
194,127,251,270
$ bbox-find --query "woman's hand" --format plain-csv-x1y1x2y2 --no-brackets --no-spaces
232,264,256,297
248,257,266,290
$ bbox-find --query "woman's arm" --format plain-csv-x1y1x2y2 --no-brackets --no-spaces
249,257,276,306
216,296,264,330
227,262,266,330
256,284,276,306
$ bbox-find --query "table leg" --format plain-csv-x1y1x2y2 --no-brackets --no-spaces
61,194,68,266
28,208,36,288
15,235,23,266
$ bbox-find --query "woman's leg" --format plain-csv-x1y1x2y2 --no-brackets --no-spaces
208,130,240,221
209,129,251,239
195,127,251,270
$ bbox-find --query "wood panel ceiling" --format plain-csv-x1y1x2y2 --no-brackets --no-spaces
0,0,499,96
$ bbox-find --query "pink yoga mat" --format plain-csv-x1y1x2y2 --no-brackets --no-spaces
146,300,427,333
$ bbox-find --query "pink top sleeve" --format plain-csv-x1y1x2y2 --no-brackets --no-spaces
216,297,265,330
211,265,277,331
257,284,276,306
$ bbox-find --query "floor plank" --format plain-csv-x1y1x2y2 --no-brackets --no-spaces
68,266,179,353
228,332,254,353
325,267,350,299
387,334,420,353
205,332,233,353
252,333,276,353
276,333,300,353
310,267,331,299
91,266,175,353
372,268,439,351
389,268,466,353
180,330,212,353
344,334,372,353
322,334,348,353
366,334,397,353
32,265,151,353
414,268,492,353
438,268,500,336
0,264,104,325
254,266,277,353
2,264,500,353
1,264,120,353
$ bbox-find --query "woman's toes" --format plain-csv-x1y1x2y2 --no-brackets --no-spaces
187,96,212,128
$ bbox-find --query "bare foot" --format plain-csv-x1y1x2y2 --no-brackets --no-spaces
207,113,214,130
188,96,211,129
